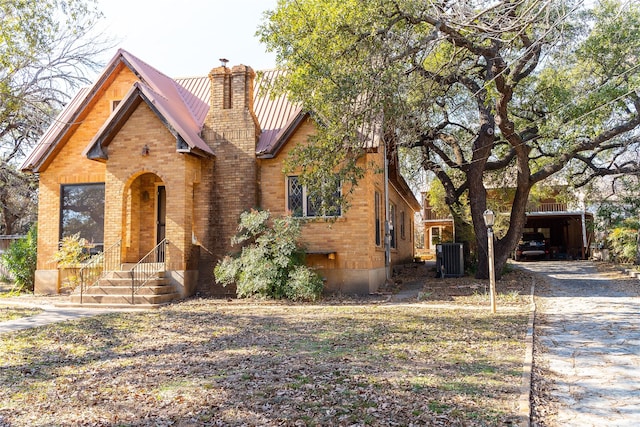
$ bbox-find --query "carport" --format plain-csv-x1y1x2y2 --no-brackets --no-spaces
523,211,593,260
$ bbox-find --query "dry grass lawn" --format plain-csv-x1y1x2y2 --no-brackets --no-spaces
0,305,43,322
0,267,533,426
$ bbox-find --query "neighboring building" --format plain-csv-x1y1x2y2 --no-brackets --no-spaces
421,189,593,260
20,49,420,300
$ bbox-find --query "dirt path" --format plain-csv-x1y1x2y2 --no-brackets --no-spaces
519,261,640,426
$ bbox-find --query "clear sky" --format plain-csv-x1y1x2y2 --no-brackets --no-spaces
96,0,279,77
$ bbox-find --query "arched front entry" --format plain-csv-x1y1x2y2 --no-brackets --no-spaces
122,172,166,263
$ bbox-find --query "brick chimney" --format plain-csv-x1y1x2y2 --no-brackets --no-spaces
201,64,261,295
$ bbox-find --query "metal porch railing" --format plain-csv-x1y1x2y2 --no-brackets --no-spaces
78,240,122,304
129,239,167,304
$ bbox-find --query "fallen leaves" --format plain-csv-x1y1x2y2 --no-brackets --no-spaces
0,298,529,426
0,263,539,426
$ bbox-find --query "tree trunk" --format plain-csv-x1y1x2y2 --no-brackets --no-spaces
469,189,492,279
471,171,534,280
0,187,18,235
449,201,474,269
485,181,533,280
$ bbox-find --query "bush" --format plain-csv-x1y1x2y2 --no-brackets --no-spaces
0,224,37,293
52,233,90,267
607,219,639,264
285,265,324,301
214,209,324,301
51,233,92,289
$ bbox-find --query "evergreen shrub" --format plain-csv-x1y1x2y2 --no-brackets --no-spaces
214,209,324,301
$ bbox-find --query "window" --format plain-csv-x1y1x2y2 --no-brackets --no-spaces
390,203,397,249
60,183,105,251
431,227,441,247
400,211,406,239
375,191,382,246
287,176,341,218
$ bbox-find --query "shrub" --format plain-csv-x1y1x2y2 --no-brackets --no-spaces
52,233,90,267
607,219,639,264
51,233,91,289
0,224,38,293
285,265,324,301
214,209,324,301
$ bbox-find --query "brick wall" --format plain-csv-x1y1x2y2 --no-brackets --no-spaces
259,118,416,293
34,67,139,293
201,65,260,295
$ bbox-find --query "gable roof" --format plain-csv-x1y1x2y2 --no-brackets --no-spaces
173,70,306,159
21,49,212,173
19,50,418,212
83,81,213,160
20,49,374,172
253,69,305,158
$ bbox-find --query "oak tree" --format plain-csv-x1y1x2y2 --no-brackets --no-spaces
260,0,640,277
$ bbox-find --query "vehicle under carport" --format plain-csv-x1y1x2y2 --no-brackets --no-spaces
521,211,593,260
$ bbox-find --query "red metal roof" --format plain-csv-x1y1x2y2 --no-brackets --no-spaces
253,70,303,156
174,76,211,125
20,87,90,172
20,49,362,171
21,49,214,172
176,70,303,157
82,81,214,159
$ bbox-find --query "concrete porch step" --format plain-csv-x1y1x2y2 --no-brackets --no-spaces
81,284,175,296
69,292,179,306
106,270,166,279
88,276,169,287
69,265,179,307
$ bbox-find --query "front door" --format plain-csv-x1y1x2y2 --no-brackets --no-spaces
156,185,166,261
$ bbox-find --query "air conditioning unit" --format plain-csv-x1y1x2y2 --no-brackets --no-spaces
436,243,464,278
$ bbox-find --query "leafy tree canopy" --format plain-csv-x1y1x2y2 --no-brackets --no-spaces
260,0,640,277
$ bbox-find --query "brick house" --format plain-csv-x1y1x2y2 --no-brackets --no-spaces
20,49,420,301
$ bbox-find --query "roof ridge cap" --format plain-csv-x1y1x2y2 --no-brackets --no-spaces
121,51,203,127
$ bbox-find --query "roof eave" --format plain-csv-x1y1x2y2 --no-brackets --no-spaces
259,110,308,158
84,83,214,159
25,51,131,173
82,84,144,159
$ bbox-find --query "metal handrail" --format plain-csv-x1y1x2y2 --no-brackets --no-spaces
130,239,168,304
78,240,122,304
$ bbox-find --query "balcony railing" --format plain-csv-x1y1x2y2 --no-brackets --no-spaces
527,202,568,212
423,208,452,221
425,202,571,219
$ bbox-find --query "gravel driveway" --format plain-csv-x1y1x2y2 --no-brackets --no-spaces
518,261,640,426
